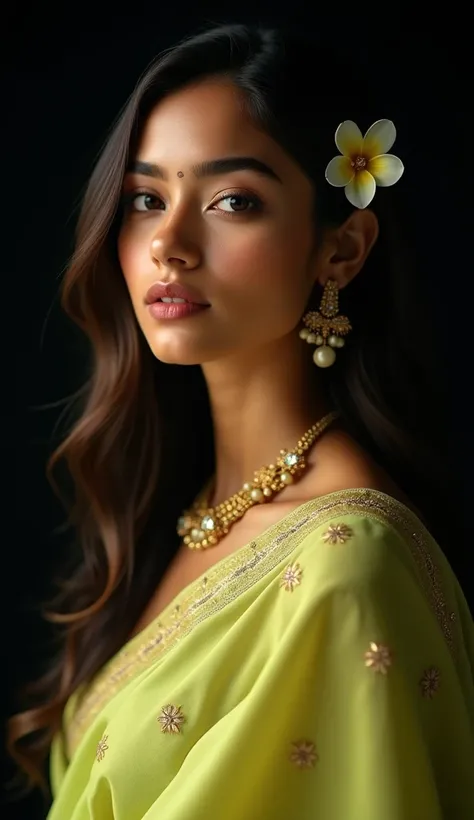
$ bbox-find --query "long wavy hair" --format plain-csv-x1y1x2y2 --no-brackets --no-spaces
8,21,459,795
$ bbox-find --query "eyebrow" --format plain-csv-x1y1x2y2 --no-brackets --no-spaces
126,156,283,184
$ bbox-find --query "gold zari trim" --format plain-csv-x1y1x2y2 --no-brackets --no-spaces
66,488,455,757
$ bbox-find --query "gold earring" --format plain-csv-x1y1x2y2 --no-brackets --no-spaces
299,280,352,368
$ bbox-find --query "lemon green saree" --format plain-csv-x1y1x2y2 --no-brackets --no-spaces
48,489,474,819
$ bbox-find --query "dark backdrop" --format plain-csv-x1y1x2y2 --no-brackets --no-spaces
3,5,470,818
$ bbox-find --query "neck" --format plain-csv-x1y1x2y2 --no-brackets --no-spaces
201,332,331,507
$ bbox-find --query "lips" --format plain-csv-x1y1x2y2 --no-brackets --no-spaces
145,282,209,306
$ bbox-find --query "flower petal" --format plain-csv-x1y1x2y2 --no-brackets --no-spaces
345,171,376,209
362,119,396,158
335,121,363,157
368,153,404,187
325,156,354,187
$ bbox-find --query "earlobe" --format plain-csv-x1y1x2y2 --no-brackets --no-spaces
315,208,379,289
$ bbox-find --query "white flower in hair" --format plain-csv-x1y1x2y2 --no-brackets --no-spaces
325,119,404,209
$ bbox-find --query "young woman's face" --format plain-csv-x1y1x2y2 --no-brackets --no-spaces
118,79,319,365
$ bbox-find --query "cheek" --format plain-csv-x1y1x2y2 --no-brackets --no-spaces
209,218,312,311
117,228,150,301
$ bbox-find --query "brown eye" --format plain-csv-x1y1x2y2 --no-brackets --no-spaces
124,192,163,212
213,193,261,214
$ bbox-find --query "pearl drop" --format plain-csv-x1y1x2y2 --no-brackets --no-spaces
263,487,273,497
315,334,323,345
337,337,345,348
307,333,317,344
328,335,339,347
313,345,336,368
250,488,265,503
281,471,294,485
299,328,310,339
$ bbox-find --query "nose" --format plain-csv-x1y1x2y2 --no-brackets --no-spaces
150,224,201,271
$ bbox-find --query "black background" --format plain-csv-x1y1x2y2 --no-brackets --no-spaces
3,4,470,818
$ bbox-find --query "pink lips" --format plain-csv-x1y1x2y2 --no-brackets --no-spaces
145,281,209,306
148,301,210,320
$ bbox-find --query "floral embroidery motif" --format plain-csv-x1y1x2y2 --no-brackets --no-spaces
280,562,303,592
96,734,109,762
158,704,186,734
323,523,353,544
289,740,319,769
364,642,392,674
66,489,455,758
419,666,441,698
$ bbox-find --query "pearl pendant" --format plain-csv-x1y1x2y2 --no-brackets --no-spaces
250,488,265,503
313,345,336,368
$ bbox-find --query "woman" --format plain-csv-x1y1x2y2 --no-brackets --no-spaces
8,21,474,820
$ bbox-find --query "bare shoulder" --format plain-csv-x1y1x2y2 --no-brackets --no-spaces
302,427,415,511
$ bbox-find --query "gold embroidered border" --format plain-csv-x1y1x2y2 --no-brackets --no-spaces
66,488,455,756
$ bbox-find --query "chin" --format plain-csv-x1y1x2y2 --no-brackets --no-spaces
144,328,235,366
156,353,205,366
146,339,208,366
149,348,198,366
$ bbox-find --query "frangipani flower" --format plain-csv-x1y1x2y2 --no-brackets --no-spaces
325,119,404,209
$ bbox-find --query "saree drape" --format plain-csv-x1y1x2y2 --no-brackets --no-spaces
48,489,474,819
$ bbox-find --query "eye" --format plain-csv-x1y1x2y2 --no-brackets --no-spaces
212,192,262,215
123,192,163,212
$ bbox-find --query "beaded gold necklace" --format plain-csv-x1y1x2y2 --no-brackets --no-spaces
177,410,338,550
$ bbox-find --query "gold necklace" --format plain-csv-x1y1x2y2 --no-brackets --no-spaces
177,410,338,550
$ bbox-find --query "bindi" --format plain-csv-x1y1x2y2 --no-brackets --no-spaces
177,171,184,178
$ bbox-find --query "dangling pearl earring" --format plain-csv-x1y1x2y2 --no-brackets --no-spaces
299,280,352,368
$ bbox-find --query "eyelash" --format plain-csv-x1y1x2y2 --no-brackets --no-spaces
121,188,263,217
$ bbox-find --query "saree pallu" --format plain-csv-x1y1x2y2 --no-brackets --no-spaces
48,489,474,819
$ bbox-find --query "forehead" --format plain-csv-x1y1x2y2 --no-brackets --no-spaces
136,80,293,175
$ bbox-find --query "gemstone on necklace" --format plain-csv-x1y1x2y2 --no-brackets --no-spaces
177,516,188,535
284,452,299,467
201,515,215,531
178,411,338,550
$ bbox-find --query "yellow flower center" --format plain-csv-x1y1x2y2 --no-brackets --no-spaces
351,155,367,171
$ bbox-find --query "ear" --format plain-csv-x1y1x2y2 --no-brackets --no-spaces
313,208,379,289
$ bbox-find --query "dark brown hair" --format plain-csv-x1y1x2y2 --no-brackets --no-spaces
8,21,457,795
